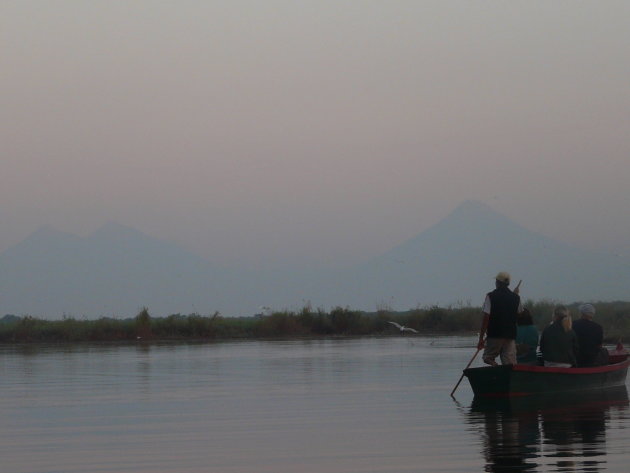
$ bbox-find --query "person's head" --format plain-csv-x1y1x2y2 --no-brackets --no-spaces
552,305,569,321
578,303,596,319
495,271,510,288
517,308,534,326
553,305,572,331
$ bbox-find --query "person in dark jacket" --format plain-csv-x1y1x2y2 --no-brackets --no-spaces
540,305,579,367
572,303,609,366
477,272,521,366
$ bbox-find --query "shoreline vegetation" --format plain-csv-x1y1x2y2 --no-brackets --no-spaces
2,301,630,344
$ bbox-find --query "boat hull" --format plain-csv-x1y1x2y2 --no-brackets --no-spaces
464,360,630,397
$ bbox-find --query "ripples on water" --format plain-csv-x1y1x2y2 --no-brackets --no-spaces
1,337,629,472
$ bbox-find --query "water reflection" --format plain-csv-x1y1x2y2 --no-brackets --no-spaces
466,386,629,472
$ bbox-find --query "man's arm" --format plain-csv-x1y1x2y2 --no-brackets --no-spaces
571,332,579,366
539,329,546,357
478,312,489,349
596,324,604,347
478,294,491,349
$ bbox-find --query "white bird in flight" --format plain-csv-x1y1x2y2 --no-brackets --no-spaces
388,321,418,334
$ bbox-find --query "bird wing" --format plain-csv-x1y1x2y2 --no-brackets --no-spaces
388,321,402,329
405,327,419,333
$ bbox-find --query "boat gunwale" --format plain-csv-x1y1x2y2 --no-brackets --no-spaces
512,359,630,374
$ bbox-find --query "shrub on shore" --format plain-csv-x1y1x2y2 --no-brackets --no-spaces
1,301,629,343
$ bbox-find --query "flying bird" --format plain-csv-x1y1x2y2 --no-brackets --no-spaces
388,321,418,334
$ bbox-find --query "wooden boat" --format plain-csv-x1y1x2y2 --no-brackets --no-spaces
470,384,629,413
464,350,630,398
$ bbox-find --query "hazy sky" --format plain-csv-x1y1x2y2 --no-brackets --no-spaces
2,1,630,269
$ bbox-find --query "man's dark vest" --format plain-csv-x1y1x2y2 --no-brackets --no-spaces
487,286,520,339
572,318,604,365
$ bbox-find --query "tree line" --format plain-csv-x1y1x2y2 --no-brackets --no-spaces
1,301,629,343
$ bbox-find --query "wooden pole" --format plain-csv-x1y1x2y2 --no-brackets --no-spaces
514,279,522,295
450,348,481,397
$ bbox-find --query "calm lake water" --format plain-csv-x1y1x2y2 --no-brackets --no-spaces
1,337,629,473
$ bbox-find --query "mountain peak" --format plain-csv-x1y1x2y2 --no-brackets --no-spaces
439,200,522,234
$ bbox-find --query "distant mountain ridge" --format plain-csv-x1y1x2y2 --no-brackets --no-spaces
327,200,630,309
0,223,237,317
2,202,630,318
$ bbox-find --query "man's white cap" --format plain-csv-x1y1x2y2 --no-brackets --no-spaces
495,271,511,284
578,303,596,316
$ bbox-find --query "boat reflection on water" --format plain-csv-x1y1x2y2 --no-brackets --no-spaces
465,386,629,472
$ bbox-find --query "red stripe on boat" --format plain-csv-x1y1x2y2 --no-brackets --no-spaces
513,359,630,374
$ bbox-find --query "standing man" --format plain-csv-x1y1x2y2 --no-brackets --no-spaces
477,272,521,366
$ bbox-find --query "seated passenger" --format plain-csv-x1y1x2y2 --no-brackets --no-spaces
515,308,538,365
572,303,609,366
539,306,579,367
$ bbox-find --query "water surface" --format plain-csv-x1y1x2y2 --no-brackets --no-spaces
1,337,629,472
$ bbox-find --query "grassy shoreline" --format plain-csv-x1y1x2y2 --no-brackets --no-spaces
2,300,630,344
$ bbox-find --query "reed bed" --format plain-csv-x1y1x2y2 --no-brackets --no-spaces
1,301,629,343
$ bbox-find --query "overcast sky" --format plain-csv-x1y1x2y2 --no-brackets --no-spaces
2,1,630,269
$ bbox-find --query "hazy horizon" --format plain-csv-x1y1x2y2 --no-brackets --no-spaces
3,1,630,271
